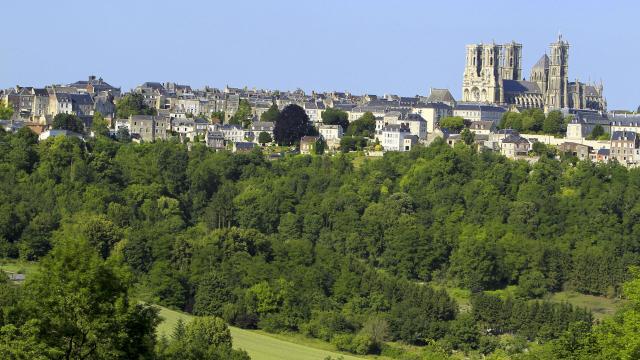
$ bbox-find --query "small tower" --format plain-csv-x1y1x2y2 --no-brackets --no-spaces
500,41,522,81
546,34,570,109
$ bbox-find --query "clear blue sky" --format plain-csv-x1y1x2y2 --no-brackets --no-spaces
2,0,638,110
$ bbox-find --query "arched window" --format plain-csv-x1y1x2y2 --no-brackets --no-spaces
510,57,513,67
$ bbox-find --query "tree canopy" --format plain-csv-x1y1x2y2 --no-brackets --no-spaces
321,108,349,130
52,113,85,133
260,104,279,123
273,104,311,145
116,93,157,118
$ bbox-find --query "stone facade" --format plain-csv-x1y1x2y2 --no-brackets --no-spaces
462,36,606,111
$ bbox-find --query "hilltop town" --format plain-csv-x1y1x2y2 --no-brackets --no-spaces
1,36,638,165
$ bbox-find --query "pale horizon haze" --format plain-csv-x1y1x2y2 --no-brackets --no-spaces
2,0,638,110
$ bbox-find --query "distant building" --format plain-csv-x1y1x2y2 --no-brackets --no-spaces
610,131,640,165
453,103,506,124
128,115,169,142
300,136,322,155
206,130,225,150
499,134,530,158
558,142,592,161
380,124,415,152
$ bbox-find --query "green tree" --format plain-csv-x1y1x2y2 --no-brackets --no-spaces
10,236,160,359
515,270,548,299
461,128,475,145
260,104,279,123
230,99,253,128
589,125,604,140
449,228,505,291
440,116,465,132
321,108,349,130
257,131,272,145
0,102,14,120
159,316,250,360
52,113,85,133
116,93,156,118
92,111,110,137
346,112,376,137
543,110,564,135
210,111,225,124
593,266,640,359
116,127,131,142
273,104,311,146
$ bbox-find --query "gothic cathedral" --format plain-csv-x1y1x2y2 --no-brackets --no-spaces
462,35,606,111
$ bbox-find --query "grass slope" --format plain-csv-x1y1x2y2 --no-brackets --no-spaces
548,291,625,320
156,306,365,360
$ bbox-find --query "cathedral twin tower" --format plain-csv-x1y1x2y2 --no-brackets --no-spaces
462,35,605,111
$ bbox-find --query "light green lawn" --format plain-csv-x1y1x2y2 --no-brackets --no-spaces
0,259,38,275
430,282,623,320
156,306,366,360
547,291,625,320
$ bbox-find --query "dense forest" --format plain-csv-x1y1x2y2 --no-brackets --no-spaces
1,126,640,359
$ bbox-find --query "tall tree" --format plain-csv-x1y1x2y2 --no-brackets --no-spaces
543,110,564,135
273,104,311,146
346,112,376,137
52,113,85,133
116,93,156,118
260,104,280,123
440,116,465,132
7,236,160,359
230,99,253,128
92,111,110,137
0,102,14,120
321,108,349,130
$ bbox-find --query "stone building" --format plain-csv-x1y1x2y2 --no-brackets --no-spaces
462,35,606,111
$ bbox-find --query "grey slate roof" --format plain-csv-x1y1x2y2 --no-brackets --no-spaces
612,131,637,141
502,134,530,144
426,88,456,104
455,103,507,112
532,54,549,70
502,80,542,94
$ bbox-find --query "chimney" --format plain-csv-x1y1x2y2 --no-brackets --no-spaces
89,75,96,82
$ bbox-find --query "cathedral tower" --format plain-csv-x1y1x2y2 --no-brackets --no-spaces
500,41,522,81
462,43,500,103
545,35,569,109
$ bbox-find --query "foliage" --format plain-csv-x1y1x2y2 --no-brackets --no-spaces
461,128,475,145
116,93,157,118
260,104,279,123
157,316,250,360
230,99,253,128
346,112,376,137
92,111,111,137
321,108,349,130
52,113,85,133
257,132,272,145
4,127,640,358
0,102,14,120
274,104,311,145
339,136,368,152
439,116,465,132
1,236,160,359
211,111,225,124
499,109,565,135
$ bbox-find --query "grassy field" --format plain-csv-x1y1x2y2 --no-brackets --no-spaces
0,259,38,275
547,291,625,320
156,306,367,360
429,282,623,320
